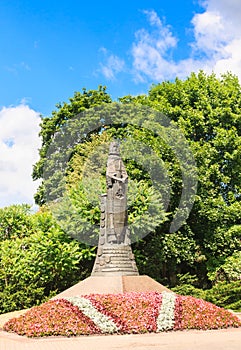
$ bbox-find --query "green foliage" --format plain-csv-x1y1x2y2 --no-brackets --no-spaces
171,284,206,300
144,71,241,285
0,204,35,240
171,273,206,299
172,277,241,312
208,250,241,283
0,227,81,313
64,130,168,243
33,86,112,205
32,72,241,289
39,104,175,246
2,72,241,314
0,208,95,314
205,281,241,311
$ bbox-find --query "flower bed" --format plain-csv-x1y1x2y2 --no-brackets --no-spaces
3,299,100,337
3,291,241,337
174,295,241,330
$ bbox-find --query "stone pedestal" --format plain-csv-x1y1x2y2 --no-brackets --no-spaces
53,275,171,299
91,245,139,276
52,141,171,299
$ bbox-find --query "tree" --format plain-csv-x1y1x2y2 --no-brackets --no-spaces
33,98,198,285
208,250,241,283
0,207,95,313
142,71,241,285
107,72,241,286
33,86,112,205
0,204,35,241
33,71,241,288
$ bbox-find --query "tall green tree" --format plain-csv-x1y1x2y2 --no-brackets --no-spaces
33,86,112,205
33,72,241,288
140,71,241,285
0,207,95,313
0,204,35,241
33,98,199,286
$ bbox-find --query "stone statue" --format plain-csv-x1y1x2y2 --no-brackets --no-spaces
106,141,128,244
91,140,138,276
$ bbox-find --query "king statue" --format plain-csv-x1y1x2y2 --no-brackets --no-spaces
91,140,138,276
105,141,129,244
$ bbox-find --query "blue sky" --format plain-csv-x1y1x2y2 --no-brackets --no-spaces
0,0,204,116
1,0,241,208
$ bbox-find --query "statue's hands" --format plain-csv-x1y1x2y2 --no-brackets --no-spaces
114,176,127,183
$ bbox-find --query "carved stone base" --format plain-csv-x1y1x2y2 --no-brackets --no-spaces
53,275,171,299
91,245,139,276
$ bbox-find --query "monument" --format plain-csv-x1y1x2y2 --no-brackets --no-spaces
54,140,170,298
91,141,139,276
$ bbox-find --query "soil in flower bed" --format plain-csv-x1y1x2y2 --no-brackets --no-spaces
3,291,241,337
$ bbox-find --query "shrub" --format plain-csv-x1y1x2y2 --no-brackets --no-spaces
205,281,241,311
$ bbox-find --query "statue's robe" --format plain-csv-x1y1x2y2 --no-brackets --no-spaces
106,155,128,244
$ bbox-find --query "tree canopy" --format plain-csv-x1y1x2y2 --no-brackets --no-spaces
32,71,241,289
0,205,95,313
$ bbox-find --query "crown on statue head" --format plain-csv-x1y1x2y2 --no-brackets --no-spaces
109,141,120,155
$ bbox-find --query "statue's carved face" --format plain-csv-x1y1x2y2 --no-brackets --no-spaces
109,142,119,155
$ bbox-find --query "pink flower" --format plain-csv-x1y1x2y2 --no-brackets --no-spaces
3,292,241,337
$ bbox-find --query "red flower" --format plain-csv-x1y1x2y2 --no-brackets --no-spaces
3,299,100,337
86,291,162,333
3,292,241,337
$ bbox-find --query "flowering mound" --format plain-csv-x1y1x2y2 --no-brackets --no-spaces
3,292,241,337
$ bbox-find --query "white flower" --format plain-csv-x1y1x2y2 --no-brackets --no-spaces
157,292,176,331
65,296,119,334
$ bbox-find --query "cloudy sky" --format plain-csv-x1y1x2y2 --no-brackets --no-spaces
0,0,241,208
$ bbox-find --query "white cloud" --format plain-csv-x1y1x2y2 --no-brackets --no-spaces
214,38,241,76
192,0,241,78
131,11,180,81
203,0,241,28
99,49,125,80
0,104,41,208
98,2,241,83
191,11,229,54
130,2,241,82
5,61,31,75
